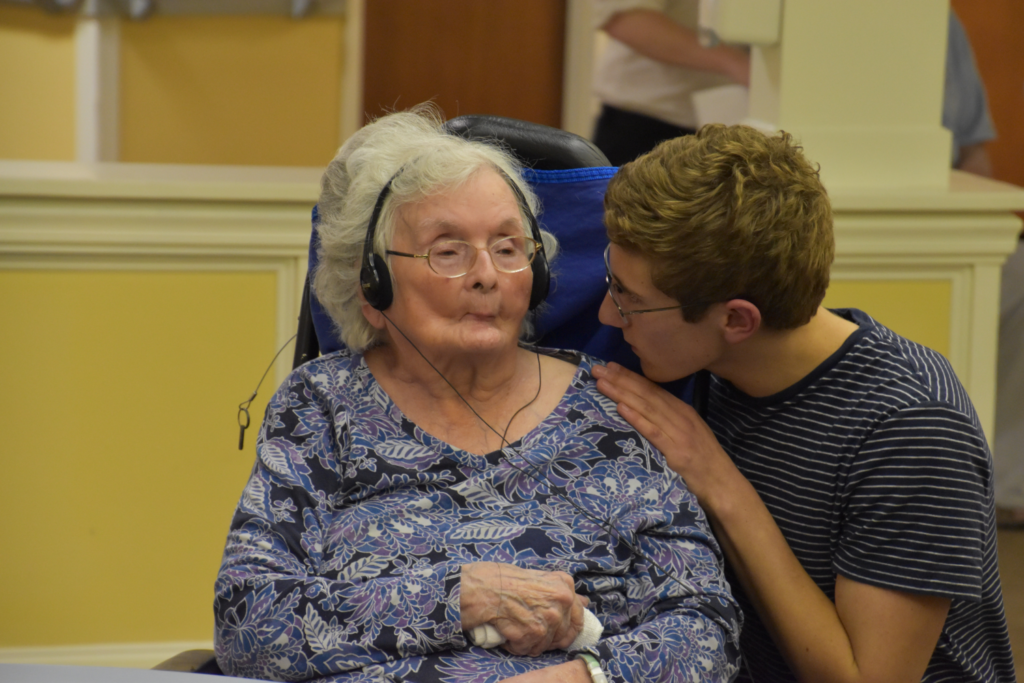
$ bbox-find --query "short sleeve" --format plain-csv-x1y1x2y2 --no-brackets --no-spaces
591,0,668,30
835,402,991,600
943,11,996,162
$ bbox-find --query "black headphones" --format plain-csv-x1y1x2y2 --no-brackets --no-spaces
359,167,550,312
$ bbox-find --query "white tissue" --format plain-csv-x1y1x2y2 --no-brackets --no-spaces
468,608,603,650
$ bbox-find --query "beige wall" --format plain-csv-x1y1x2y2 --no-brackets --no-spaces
0,5,77,161
0,269,277,646
824,280,951,358
120,15,345,167
0,7,345,167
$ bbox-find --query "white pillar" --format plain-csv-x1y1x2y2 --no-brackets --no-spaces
74,12,120,163
340,0,365,145
748,0,951,190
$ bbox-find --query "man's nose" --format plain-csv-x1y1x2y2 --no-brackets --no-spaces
598,292,626,328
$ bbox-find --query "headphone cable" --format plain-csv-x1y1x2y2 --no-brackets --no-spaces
380,311,698,599
237,333,298,450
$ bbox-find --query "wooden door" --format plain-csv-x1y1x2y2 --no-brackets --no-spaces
952,0,1024,187
362,0,566,127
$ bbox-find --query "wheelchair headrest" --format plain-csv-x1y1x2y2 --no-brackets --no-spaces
444,115,610,170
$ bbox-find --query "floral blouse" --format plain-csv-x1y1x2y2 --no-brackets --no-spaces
214,347,741,683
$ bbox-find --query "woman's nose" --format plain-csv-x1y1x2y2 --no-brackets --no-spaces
598,292,626,328
467,247,499,287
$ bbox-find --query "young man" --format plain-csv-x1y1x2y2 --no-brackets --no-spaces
590,125,1016,683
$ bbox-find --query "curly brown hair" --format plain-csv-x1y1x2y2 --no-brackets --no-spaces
604,124,834,330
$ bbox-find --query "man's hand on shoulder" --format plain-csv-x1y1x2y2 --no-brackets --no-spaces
591,362,744,514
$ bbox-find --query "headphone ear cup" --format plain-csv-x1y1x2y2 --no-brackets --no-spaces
528,251,550,311
360,253,393,311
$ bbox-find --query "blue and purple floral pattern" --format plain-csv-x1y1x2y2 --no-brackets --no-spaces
214,348,741,682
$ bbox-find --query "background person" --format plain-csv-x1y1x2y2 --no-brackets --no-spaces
590,0,750,167
996,239,1024,527
944,9,996,176
213,107,741,683
942,7,1024,528
591,125,1016,682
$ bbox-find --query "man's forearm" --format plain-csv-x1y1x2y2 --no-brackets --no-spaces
956,143,993,177
603,9,749,85
709,482,861,683
707,479,947,683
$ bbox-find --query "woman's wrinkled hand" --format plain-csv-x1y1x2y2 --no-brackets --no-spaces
461,562,588,656
591,362,742,515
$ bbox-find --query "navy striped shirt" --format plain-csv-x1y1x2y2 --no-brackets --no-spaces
707,308,1016,682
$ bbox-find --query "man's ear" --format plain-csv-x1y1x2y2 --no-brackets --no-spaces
721,299,761,345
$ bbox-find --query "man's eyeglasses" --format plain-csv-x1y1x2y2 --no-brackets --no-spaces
387,236,540,279
604,244,683,323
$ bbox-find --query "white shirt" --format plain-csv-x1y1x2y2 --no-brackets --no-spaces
592,0,734,129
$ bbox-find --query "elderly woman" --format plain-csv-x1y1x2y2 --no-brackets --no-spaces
213,107,741,683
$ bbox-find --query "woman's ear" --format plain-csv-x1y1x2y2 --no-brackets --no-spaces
722,299,761,345
358,290,388,330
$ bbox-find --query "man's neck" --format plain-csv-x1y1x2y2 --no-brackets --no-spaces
713,307,860,398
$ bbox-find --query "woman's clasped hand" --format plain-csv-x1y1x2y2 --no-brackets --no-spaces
460,563,589,656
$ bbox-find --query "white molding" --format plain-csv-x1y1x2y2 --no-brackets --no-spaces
75,15,120,163
340,0,364,145
833,212,1023,261
80,0,345,17
562,0,595,138
0,641,212,669
0,200,312,255
829,170,1024,213
0,173,313,385
964,262,1003,443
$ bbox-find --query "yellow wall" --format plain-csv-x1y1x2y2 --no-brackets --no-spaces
0,4,76,161
824,280,952,357
0,9,344,167
0,270,277,645
120,15,345,167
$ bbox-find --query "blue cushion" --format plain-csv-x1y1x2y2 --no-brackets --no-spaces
527,168,630,363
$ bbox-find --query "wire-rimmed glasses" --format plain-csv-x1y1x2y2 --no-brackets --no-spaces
604,244,683,324
386,235,540,278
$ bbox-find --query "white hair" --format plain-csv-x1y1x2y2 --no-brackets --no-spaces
312,104,558,352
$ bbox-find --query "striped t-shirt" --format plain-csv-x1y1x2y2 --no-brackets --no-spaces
706,308,1016,682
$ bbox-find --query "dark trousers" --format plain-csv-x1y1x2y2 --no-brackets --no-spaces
592,104,696,167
